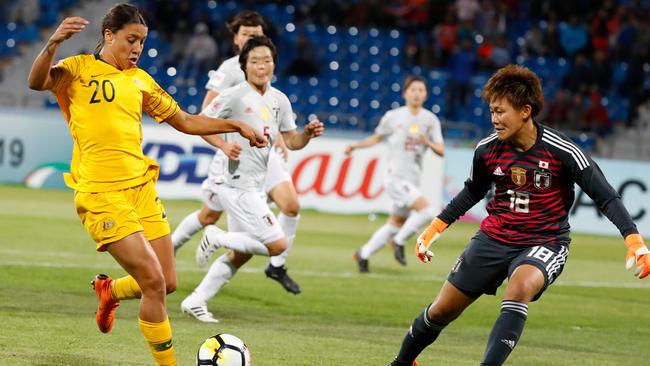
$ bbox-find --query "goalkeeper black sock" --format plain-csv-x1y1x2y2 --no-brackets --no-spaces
395,304,447,364
480,300,528,366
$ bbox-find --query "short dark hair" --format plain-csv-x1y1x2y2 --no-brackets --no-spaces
404,75,427,91
482,64,544,117
95,3,146,52
227,10,266,35
239,36,277,78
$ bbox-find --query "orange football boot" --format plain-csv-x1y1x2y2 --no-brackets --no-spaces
91,274,120,333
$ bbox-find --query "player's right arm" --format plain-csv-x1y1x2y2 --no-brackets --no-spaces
344,134,384,155
28,17,89,91
202,90,220,110
345,110,393,154
201,134,242,160
416,144,493,262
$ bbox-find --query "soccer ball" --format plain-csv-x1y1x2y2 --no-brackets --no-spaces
197,333,251,366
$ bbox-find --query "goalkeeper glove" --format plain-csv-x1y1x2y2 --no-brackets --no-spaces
625,233,650,279
415,218,448,263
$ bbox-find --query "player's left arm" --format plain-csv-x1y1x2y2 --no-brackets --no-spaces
279,94,324,150
569,149,649,278
273,132,289,161
167,111,266,147
419,115,445,157
282,119,324,150
418,134,445,157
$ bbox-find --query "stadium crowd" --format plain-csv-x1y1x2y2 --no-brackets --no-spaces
2,0,650,146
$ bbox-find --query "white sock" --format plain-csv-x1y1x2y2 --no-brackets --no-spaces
358,223,400,259
172,210,204,251
215,231,270,256
193,254,237,303
270,214,299,267
393,207,436,246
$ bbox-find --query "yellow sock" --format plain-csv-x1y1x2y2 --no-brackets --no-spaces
139,317,176,366
111,275,141,300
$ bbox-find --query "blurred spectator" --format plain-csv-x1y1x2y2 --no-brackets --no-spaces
621,52,649,126
167,19,190,69
590,8,611,53
560,16,588,57
455,0,481,24
386,0,429,29
154,0,191,42
582,89,611,138
589,49,613,94
476,0,508,40
490,35,511,68
562,53,590,94
285,34,319,76
180,22,218,85
456,18,475,44
523,23,545,57
476,37,494,71
446,39,476,120
615,13,638,61
543,89,570,128
542,18,564,57
566,93,585,130
434,12,459,67
404,33,422,68
8,0,39,25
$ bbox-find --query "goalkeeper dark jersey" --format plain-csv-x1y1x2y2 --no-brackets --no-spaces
438,122,638,245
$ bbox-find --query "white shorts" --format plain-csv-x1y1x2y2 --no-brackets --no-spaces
263,149,292,194
207,184,284,244
201,149,291,202
384,178,422,217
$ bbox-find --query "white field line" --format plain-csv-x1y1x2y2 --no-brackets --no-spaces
1,257,649,289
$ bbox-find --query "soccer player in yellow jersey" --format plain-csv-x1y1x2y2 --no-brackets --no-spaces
27,4,266,365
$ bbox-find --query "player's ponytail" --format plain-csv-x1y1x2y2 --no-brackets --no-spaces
95,3,147,52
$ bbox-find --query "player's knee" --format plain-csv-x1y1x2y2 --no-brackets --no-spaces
504,281,540,302
165,277,177,294
138,268,166,297
267,240,287,256
198,211,220,226
280,199,300,217
428,303,462,324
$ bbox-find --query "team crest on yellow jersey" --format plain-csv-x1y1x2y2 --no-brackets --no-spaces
511,167,527,186
260,106,271,122
408,123,420,135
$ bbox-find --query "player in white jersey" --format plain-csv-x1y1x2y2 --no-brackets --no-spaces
171,11,304,294
180,36,324,323
345,76,445,272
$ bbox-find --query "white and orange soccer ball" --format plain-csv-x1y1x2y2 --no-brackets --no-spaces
197,333,251,366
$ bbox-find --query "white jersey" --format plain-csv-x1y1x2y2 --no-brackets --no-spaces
202,81,296,191
375,106,444,184
205,55,244,94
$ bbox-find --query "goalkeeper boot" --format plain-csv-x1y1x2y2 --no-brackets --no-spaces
181,295,219,323
387,358,419,366
353,251,369,273
91,274,120,333
196,225,225,267
265,264,302,294
392,242,407,266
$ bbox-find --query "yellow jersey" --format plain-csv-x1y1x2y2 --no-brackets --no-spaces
50,54,180,192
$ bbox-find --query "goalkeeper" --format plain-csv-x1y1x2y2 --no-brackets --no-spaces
388,65,649,366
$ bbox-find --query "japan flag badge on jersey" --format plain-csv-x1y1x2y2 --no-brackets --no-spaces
539,160,549,169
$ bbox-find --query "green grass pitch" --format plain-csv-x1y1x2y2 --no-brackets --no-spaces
1,185,649,365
